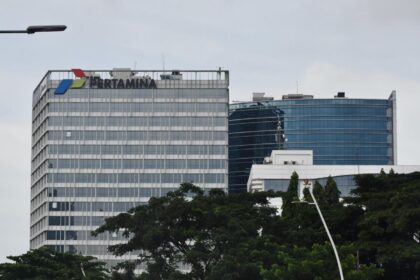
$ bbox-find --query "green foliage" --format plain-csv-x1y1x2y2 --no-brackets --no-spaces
324,176,341,205
350,171,420,279
284,171,299,204
379,168,386,177
0,247,108,280
282,171,300,218
94,182,281,280
94,178,387,279
260,243,383,280
10,171,417,279
312,181,324,202
111,262,139,280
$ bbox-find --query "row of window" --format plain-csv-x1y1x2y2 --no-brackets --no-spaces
48,159,227,169
313,159,391,165
48,102,227,113
48,216,106,226
48,116,227,127
283,120,388,130
230,115,388,123
48,130,227,141
316,175,357,190
284,133,389,143
263,176,357,196
51,88,227,99
46,230,127,241
286,146,390,156
48,144,226,155
49,201,145,212
48,186,178,198
228,147,391,157
229,130,392,144
230,99,389,108
230,104,388,116
230,119,388,130
47,173,226,184
263,179,290,192
48,244,138,256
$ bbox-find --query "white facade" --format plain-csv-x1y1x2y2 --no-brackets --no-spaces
248,150,420,195
30,69,229,266
265,150,313,165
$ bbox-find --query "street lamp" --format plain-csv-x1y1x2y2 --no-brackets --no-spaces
300,180,345,280
0,25,66,34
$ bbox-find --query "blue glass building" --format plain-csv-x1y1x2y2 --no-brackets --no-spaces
229,92,397,193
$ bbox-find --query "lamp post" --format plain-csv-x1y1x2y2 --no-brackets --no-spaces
302,180,344,280
0,25,66,34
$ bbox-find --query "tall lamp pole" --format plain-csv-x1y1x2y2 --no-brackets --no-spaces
303,180,344,280
0,25,66,34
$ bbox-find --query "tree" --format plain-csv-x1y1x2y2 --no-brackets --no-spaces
312,181,324,202
350,172,420,279
0,247,108,280
111,262,138,280
94,182,382,280
7,172,419,279
94,183,282,280
260,243,383,280
284,171,299,205
282,171,300,218
324,176,341,205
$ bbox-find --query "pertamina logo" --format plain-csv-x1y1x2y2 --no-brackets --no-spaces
54,68,157,95
54,68,86,95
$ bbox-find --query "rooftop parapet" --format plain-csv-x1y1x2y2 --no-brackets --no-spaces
33,69,229,105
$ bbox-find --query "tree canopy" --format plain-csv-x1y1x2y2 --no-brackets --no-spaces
0,247,108,280
93,177,397,279
4,171,419,279
349,172,420,279
94,183,283,279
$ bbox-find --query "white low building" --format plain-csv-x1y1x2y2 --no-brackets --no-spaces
248,150,420,197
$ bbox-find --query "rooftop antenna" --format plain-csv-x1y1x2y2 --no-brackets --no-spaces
133,61,137,71
162,53,165,71
296,81,299,94
217,66,223,80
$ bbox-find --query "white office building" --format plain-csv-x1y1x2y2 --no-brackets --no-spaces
248,150,420,198
30,69,229,266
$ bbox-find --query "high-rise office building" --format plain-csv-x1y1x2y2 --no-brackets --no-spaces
30,69,229,265
229,92,397,193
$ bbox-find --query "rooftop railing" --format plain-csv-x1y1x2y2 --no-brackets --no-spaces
33,69,229,105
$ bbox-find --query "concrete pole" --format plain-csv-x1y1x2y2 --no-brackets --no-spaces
307,185,344,280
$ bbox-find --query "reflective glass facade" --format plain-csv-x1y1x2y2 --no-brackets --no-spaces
30,70,229,265
229,95,396,193
262,175,357,197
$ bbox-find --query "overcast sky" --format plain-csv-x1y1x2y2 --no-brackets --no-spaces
1,0,420,262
